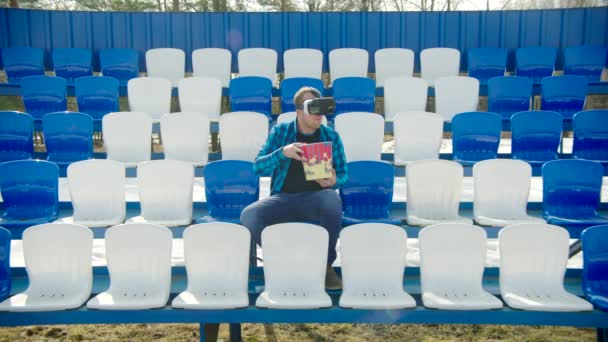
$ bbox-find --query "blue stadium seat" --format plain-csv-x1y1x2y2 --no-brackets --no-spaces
0,227,9,303
581,225,608,312
1,47,44,84
99,48,139,85
42,112,93,167
280,77,324,112
542,160,608,231
340,160,401,226
74,76,120,130
229,76,273,119
20,75,67,120
0,160,59,229
0,111,33,162
573,109,608,165
511,110,562,166
540,75,588,120
332,77,375,118
451,112,502,166
487,76,533,120
466,48,508,84
196,160,260,224
563,45,608,82
515,46,557,83
51,48,93,83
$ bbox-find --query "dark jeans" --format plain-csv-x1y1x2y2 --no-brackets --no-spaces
240,189,343,265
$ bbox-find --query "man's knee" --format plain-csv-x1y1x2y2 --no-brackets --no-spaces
317,189,342,214
240,203,260,229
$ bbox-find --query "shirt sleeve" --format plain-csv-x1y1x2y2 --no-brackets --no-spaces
253,125,288,176
332,132,348,189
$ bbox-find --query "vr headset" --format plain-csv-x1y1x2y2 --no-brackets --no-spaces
301,97,336,116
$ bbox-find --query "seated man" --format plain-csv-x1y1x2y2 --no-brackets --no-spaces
240,87,348,289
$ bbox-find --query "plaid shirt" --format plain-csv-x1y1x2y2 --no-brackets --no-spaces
253,119,348,195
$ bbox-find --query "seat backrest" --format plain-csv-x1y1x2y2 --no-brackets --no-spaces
334,112,384,161
515,46,557,82
511,110,562,162
393,111,443,165
177,77,222,121
383,77,428,121
52,48,92,82
374,48,415,88
20,75,68,119
74,76,120,121
1,47,45,83
0,227,11,302
160,112,210,165
280,77,325,112
340,161,394,220
0,111,34,162
487,76,533,119
238,48,278,85
219,111,269,161
420,48,460,86
329,48,369,84
192,48,232,88
434,76,479,122
283,49,323,80
102,111,152,164
581,225,608,297
277,111,327,126
229,76,273,118
452,111,501,162
127,77,172,121
204,160,260,220
42,112,93,163
563,45,608,82
466,47,508,83
540,75,588,119
145,48,185,86
572,109,608,161
99,48,139,85
332,77,376,116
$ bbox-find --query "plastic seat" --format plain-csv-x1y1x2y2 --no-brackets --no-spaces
332,77,376,116
0,223,92,312
473,159,544,227
102,112,152,167
172,222,251,309
563,45,608,82
237,48,277,85
329,48,369,85
229,76,273,119
196,160,259,224
0,227,10,303
42,112,93,167
515,46,557,83
487,76,533,120
74,76,120,124
127,160,194,227
540,75,587,120
127,77,172,122
393,111,443,165
0,160,59,229
340,161,401,226
192,48,232,88
467,48,508,84
0,111,34,162
99,48,139,85
383,77,428,121
581,225,608,312
256,223,332,309
1,47,44,83
21,76,67,120
572,109,608,164
52,48,93,82
160,112,210,166
406,160,472,226
277,111,327,126
511,110,562,166
280,77,325,112
339,223,415,309
178,77,222,121
87,223,172,310
420,48,460,87
334,112,383,161
542,160,608,230
145,48,185,86
219,111,269,162
374,48,415,88
499,223,593,312
451,111,501,166
419,223,503,310
434,76,479,122
283,48,323,80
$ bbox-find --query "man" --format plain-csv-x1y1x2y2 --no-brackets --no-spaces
240,87,348,290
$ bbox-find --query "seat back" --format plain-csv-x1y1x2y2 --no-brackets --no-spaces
177,77,222,121
0,111,34,162
283,49,323,80
0,227,11,302
511,110,562,163
384,77,428,121
332,77,376,116
434,76,479,122
21,75,67,119
334,112,384,161
420,48,460,86
340,161,394,220
563,45,608,82
540,75,588,119
487,76,533,119
75,76,120,121
467,48,508,84
192,48,232,88
277,111,327,126
99,48,139,85
280,77,325,112
160,112,210,165
452,111,501,163
219,111,269,161
572,109,608,162
102,112,152,164
127,77,172,121
329,48,369,84
52,48,93,82
581,225,608,298
145,48,185,86
42,112,93,164
229,76,273,118
238,48,277,85
2,47,44,83
374,48,415,88
515,46,557,83
393,111,443,165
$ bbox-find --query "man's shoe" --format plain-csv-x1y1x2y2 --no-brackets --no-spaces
325,266,342,290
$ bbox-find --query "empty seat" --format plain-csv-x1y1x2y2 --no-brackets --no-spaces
0,111,33,162
102,111,152,167
406,160,472,226
451,111,501,166
332,77,376,117
1,47,44,83
283,48,323,80
172,222,251,309
383,77,428,121
420,48,460,87
499,223,593,312
0,227,10,303
540,75,587,120
229,76,273,119
0,223,92,311
256,223,332,309
52,48,93,82
581,225,608,312
42,112,93,167
434,76,479,122
467,48,508,84
374,48,415,88
280,77,325,112
145,48,185,86
334,112,383,161
178,77,222,121
329,48,369,85
127,77,172,122
128,160,194,227
0,160,59,229
473,159,544,227
339,223,415,309
419,223,503,310
196,160,259,224
515,46,557,83
160,112,210,166
563,45,608,82
192,48,232,88
219,111,269,162
99,48,139,85
87,223,172,310
276,111,327,126
393,112,443,165
340,161,401,226
511,110,562,166
572,109,608,164
487,76,533,120
237,48,278,85
21,75,67,120
74,76,120,124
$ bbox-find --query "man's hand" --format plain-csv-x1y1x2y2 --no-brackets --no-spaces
282,143,304,160
316,168,336,188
